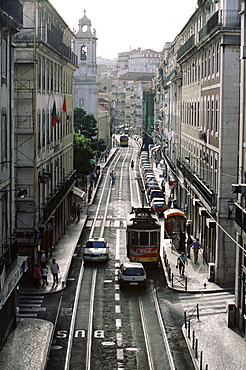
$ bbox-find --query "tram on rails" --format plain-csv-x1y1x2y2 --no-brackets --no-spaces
164,208,186,252
126,207,161,266
120,135,129,147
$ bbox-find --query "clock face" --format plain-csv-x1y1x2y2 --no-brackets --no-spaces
79,64,88,75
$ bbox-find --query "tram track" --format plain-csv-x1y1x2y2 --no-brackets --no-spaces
49,140,178,370
63,145,131,369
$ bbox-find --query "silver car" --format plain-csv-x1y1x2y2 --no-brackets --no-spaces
118,262,147,288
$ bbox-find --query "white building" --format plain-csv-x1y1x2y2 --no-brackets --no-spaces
73,11,98,120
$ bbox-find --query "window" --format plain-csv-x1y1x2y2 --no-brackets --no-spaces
215,97,219,133
2,38,7,79
150,231,158,245
130,231,138,245
216,44,220,73
212,46,215,74
1,114,7,161
140,232,149,246
211,99,214,132
207,100,210,131
81,44,87,60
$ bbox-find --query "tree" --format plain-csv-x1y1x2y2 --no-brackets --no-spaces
91,138,107,158
73,133,96,179
74,108,97,138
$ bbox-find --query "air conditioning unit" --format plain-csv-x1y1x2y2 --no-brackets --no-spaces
198,130,204,139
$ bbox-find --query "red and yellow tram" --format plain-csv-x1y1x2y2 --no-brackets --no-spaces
126,207,161,266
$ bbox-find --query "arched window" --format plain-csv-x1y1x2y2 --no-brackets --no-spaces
81,44,87,60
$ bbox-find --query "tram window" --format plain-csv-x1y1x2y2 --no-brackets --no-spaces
150,231,158,245
130,231,138,245
140,232,149,246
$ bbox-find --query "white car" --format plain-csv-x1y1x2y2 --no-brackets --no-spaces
118,262,147,288
83,237,108,262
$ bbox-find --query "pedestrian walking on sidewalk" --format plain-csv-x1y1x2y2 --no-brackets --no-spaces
76,203,82,222
192,238,202,264
71,202,76,220
41,265,49,286
177,252,188,275
186,235,193,258
50,258,59,285
33,263,41,288
40,250,46,268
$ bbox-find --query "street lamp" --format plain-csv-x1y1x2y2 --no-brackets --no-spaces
17,189,28,198
0,188,28,198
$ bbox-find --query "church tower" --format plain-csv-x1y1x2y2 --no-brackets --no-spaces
73,11,98,119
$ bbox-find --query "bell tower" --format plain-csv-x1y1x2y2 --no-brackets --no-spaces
73,10,98,119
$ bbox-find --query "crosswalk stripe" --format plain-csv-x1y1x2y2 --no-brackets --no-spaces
86,220,125,228
19,295,46,317
179,292,235,316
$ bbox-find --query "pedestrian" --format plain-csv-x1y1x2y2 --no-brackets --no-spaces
33,263,41,288
76,203,82,222
41,264,49,286
177,252,188,275
50,258,59,285
192,238,202,264
40,250,46,268
72,202,76,220
88,186,92,203
186,235,193,258
168,196,173,209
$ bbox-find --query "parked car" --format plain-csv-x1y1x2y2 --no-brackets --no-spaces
118,262,147,288
147,184,161,194
83,237,108,262
148,189,165,201
150,197,168,215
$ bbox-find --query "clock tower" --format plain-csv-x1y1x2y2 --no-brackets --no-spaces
73,11,98,119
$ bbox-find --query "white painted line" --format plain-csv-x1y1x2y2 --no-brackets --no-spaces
115,293,120,301
116,229,120,260
116,318,122,328
116,332,122,346
115,305,121,313
117,348,124,360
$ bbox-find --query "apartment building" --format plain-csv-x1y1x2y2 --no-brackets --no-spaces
14,0,78,280
155,0,240,285
0,0,28,348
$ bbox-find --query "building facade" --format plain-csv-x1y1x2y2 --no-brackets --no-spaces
14,0,78,280
155,0,240,286
233,0,246,336
0,0,29,349
73,11,98,120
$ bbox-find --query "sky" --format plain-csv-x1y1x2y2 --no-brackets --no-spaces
49,0,198,60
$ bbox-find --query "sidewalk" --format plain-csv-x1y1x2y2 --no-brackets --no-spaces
1,148,245,370
0,149,119,370
153,159,246,370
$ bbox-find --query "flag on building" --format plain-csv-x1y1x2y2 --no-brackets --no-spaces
52,101,58,127
62,96,67,113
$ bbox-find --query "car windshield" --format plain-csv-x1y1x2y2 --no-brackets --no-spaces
86,241,105,248
122,267,145,276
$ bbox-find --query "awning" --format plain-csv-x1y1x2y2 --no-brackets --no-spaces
72,186,86,200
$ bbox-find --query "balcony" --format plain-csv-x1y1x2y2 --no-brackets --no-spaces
177,35,195,60
177,158,216,207
199,10,240,42
15,26,78,66
235,203,246,235
0,0,23,26
42,170,76,222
